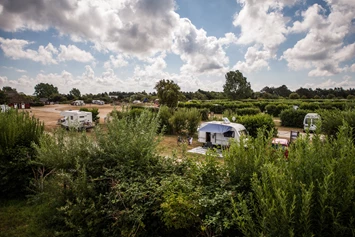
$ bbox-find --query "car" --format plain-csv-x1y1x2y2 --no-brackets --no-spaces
271,138,289,158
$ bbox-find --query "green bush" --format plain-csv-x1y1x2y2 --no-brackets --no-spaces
236,107,261,116
0,110,44,199
280,109,309,128
265,103,289,117
199,108,210,121
158,105,174,134
233,124,355,236
234,114,277,137
299,102,320,111
320,109,355,139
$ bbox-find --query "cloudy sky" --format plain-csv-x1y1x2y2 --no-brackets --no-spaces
0,0,354,95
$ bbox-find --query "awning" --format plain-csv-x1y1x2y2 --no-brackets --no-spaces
198,123,232,133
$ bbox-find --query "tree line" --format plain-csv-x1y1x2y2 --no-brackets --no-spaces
2,71,355,106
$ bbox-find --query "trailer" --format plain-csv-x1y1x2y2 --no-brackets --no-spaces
303,113,320,132
198,118,248,147
58,110,94,130
71,100,85,106
92,100,105,105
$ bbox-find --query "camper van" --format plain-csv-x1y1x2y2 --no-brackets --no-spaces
0,104,10,112
71,100,85,106
58,110,94,130
198,118,248,147
303,113,320,132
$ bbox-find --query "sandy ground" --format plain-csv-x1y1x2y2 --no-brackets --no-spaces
29,104,120,131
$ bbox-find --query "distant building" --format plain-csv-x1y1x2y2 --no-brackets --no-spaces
6,91,31,109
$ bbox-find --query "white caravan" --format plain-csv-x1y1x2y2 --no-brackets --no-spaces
303,113,321,132
72,100,85,106
92,100,105,105
198,117,248,147
0,104,10,112
58,110,94,130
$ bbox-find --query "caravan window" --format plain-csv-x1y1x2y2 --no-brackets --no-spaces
79,116,85,118
70,116,73,120
224,131,235,137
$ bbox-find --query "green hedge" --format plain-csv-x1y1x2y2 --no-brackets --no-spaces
232,114,276,137
320,110,355,139
265,104,290,117
236,107,261,116
280,109,309,128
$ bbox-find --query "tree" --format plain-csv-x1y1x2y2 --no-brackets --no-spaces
289,92,300,99
0,90,7,104
34,83,59,98
155,79,181,108
69,88,81,98
223,70,253,100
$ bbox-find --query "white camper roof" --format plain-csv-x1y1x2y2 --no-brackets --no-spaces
199,121,246,133
60,110,91,116
305,113,320,118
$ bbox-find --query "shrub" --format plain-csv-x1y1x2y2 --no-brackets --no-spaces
234,114,276,137
236,107,261,116
0,110,44,199
299,102,320,111
199,108,210,121
280,108,309,128
233,124,355,236
30,102,45,107
320,109,355,139
289,92,300,99
265,104,289,117
158,105,174,134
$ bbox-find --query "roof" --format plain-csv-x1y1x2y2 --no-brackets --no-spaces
305,113,320,118
272,138,289,146
199,121,246,133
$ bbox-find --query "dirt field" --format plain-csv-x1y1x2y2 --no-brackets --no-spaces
29,104,121,131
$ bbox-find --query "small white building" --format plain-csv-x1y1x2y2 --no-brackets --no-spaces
0,104,10,112
198,118,248,147
58,110,94,130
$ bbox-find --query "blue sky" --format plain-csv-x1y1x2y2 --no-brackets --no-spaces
0,0,354,95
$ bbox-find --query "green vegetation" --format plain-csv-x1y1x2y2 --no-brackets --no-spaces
2,103,355,236
0,110,44,199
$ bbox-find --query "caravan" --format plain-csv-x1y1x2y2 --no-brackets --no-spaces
198,118,248,147
58,110,94,130
303,113,321,132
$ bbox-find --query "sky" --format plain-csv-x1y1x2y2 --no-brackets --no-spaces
0,0,354,95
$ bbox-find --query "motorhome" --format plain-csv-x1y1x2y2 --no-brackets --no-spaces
71,100,85,106
303,113,321,132
0,104,10,112
92,100,105,105
58,110,94,130
198,117,248,147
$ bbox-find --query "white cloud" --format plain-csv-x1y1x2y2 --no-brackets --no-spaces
172,18,230,75
0,37,57,64
283,2,355,77
57,45,94,63
104,54,128,69
232,0,298,72
233,45,270,73
351,64,355,72
2,66,27,73
303,75,355,89
0,0,179,57
0,37,95,64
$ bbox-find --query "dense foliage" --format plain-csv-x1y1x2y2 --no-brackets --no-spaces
280,109,309,128
29,113,355,236
0,110,44,199
155,79,181,108
223,70,253,100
